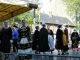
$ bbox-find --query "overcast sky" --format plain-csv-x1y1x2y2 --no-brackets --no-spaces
40,0,52,13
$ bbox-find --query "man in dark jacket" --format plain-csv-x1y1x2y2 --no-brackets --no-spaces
39,22,50,52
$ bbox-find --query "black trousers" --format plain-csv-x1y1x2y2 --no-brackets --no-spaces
13,39,18,52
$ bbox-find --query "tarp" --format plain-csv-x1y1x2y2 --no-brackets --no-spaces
0,0,38,22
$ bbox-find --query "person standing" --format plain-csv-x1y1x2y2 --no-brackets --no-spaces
32,26,40,54
38,22,50,53
0,21,12,53
12,25,18,52
0,21,12,60
18,19,31,53
18,19,32,59
71,28,79,51
56,25,64,55
47,25,54,54
62,24,69,54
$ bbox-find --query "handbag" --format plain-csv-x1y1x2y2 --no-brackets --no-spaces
62,33,68,46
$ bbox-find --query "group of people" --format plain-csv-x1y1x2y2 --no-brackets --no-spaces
0,20,55,55
32,23,72,55
56,24,69,55
0,19,31,54
56,24,80,55
32,22,54,54
0,19,79,56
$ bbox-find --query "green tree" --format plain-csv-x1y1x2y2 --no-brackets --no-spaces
62,0,80,31
5,11,34,26
62,0,80,17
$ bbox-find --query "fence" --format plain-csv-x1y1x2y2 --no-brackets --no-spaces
2,53,80,60
3,53,17,60
17,53,80,60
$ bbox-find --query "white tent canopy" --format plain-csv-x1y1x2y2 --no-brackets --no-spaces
0,0,29,7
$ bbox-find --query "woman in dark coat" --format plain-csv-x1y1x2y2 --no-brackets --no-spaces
0,21,12,53
56,25,64,55
71,28,79,51
39,22,50,52
32,26,40,54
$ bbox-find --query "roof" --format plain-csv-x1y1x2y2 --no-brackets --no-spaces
40,14,74,26
0,0,38,22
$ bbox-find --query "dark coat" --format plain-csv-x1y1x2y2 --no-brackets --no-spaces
0,27,12,53
18,26,31,41
39,27,49,52
71,32,79,48
32,30,39,50
56,28,63,49
64,28,68,41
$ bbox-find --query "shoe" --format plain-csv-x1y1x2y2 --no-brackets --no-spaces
72,48,75,51
35,51,40,54
77,48,79,51
58,54,60,55
66,52,69,54
62,53,64,55
51,49,54,51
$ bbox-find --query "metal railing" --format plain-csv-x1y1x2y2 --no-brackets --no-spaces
3,53,17,60
2,52,80,60
17,53,80,60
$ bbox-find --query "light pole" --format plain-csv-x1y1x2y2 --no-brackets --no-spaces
12,17,15,22
39,12,40,27
32,0,42,31
33,8,36,32
38,1,43,28
68,22,69,40
75,10,78,24
26,0,38,32
75,10,80,33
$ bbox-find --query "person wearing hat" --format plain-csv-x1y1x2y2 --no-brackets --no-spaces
32,25,40,54
38,22,50,53
18,19,31,53
12,25,18,52
71,28,79,51
56,25,64,55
